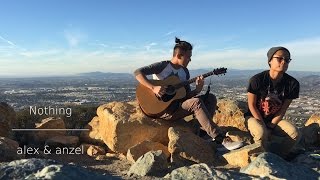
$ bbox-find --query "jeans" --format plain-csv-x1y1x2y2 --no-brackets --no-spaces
246,116,300,155
160,93,220,139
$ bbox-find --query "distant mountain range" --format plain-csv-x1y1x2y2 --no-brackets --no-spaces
1,69,319,80
77,71,134,78
76,70,320,79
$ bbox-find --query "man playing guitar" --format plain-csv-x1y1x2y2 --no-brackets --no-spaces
134,37,243,151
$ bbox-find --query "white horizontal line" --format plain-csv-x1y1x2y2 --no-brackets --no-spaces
11,129,90,131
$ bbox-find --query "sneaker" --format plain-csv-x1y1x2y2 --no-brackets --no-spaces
218,137,243,151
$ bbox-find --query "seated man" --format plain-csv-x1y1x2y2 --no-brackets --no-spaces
134,37,243,151
245,46,301,157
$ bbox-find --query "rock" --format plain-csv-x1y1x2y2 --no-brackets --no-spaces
31,117,66,144
87,145,106,157
240,152,319,179
302,114,320,148
106,153,126,160
80,116,104,145
214,99,248,132
305,114,320,126
127,140,170,163
0,102,16,137
292,152,320,173
168,127,215,165
0,158,114,179
127,150,168,177
164,163,254,179
97,101,194,153
45,136,79,148
0,137,24,161
222,143,264,167
95,155,108,161
81,143,106,157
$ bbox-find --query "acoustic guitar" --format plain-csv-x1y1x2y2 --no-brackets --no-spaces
136,67,227,118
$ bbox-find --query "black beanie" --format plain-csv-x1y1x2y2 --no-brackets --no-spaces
267,46,291,63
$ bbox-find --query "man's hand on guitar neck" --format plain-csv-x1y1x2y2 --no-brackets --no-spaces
195,76,204,93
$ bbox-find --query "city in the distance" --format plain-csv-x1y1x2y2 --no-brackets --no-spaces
0,69,319,128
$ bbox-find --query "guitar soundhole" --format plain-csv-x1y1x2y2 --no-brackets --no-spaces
161,93,176,102
166,86,175,95
154,85,176,102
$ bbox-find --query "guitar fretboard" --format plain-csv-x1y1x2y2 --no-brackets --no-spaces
173,68,226,89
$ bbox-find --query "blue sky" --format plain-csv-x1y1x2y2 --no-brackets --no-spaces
0,0,319,77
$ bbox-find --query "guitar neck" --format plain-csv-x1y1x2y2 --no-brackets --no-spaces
175,71,216,89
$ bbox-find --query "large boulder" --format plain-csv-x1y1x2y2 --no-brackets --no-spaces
302,114,320,148
0,137,24,162
168,127,215,165
127,140,170,163
127,150,168,177
45,136,79,148
79,116,104,145
240,152,319,179
96,101,194,154
214,99,248,132
222,143,264,167
29,117,66,144
0,102,16,137
164,163,254,179
0,158,114,179
305,114,320,126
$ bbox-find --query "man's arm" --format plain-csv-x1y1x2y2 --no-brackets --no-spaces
247,92,265,122
134,61,169,97
268,99,292,128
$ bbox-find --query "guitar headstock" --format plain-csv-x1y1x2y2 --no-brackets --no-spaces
213,67,227,76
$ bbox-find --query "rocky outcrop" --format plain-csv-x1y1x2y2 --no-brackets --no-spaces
222,143,264,167
127,150,168,177
240,152,319,179
292,152,320,173
0,102,16,137
87,145,106,157
96,101,194,154
80,116,104,145
0,158,115,179
127,140,170,163
214,99,248,132
302,114,320,148
168,127,215,165
2,98,318,179
0,137,24,162
30,117,66,144
305,114,320,126
45,135,79,148
164,163,255,179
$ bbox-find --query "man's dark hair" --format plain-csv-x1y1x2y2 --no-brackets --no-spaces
173,37,193,56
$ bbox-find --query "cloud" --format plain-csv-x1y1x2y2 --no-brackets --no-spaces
193,37,320,71
19,49,61,58
144,42,157,50
164,30,176,37
0,35,16,46
64,29,87,47
1,36,320,77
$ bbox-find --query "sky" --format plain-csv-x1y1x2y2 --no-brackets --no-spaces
0,0,319,77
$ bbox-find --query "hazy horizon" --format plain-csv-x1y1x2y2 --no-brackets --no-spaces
0,69,319,79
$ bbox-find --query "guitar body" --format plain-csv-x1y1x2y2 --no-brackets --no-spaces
136,75,187,118
136,67,227,118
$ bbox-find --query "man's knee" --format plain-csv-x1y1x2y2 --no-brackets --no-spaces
190,97,203,110
247,117,267,142
277,120,300,140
